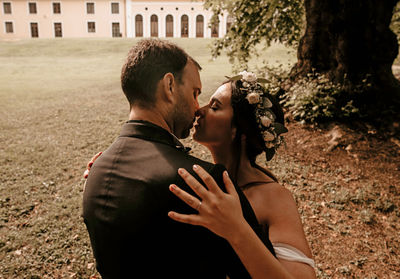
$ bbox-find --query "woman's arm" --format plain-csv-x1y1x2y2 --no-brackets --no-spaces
244,182,316,278
168,165,311,279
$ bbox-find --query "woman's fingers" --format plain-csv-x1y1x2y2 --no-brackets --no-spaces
84,151,103,179
87,151,103,169
192,165,222,194
170,167,245,240
223,171,238,197
83,169,90,179
168,211,202,226
169,184,202,211
178,165,231,197
177,168,208,198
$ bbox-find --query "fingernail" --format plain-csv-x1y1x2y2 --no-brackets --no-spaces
224,171,229,177
88,162,93,167
178,168,185,175
169,184,176,191
193,164,198,170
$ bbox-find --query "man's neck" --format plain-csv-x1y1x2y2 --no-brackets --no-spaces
129,107,172,134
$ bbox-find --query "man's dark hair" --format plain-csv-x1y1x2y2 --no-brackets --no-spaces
121,39,201,107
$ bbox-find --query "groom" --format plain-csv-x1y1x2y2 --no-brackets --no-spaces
83,39,272,278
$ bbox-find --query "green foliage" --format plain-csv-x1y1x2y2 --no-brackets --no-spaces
254,62,290,93
390,2,400,41
281,72,363,122
204,0,304,68
253,64,374,122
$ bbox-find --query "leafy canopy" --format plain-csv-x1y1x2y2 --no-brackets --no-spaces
204,0,304,67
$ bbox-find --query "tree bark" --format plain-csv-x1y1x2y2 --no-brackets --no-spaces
291,0,400,119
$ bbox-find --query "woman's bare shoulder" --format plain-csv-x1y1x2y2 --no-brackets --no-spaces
245,181,312,257
243,181,296,221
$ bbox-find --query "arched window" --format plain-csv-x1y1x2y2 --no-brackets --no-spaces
181,15,189,37
211,19,219,38
226,15,234,31
166,15,173,37
135,15,143,37
196,15,204,38
151,14,158,37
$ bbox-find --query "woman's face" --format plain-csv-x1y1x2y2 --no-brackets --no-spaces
193,83,236,147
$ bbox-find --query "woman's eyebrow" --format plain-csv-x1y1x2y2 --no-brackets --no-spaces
210,97,222,105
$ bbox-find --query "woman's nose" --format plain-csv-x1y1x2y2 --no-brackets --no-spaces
195,105,207,117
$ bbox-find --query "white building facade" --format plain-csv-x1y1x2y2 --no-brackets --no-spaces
126,0,230,38
0,0,232,39
0,0,126,39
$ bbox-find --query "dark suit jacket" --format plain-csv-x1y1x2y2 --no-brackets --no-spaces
83,120,275,279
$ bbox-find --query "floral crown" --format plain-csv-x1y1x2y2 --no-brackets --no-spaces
227,71,288,160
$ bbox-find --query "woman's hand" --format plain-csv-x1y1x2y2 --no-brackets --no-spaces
83,151,102,179
168,165,248,241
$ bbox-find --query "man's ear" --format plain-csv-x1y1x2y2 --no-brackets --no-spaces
162,72,175,103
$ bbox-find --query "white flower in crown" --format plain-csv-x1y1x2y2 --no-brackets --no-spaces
239,71,257,83
265,141,275,149
265,110,275,121
263,131,275,142
260,116,272,127
246,93,261,104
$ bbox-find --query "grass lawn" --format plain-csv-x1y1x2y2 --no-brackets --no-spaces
1,38,399,278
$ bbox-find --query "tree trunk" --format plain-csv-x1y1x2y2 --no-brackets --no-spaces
291,0,400,120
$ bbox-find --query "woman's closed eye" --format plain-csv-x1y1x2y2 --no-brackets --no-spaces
210,104,218,111
209,99,220,111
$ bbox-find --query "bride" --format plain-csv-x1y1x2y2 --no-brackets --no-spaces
85,71,316,278
167,71,316,278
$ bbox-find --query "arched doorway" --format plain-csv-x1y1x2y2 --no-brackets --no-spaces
135,15,143,37
166,15,173,37
181,15,189,37
196,15,204,38
211,19,219,38
226,15,234,32
151,14,158,37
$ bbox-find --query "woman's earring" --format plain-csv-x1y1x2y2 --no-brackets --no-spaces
231,128,237,141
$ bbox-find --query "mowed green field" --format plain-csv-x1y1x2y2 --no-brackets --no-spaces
0,38,296,278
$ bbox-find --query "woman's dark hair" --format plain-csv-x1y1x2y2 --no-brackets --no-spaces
121,39,201,108
228,79,285,181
